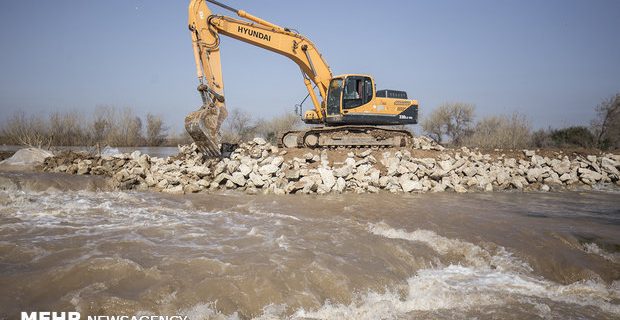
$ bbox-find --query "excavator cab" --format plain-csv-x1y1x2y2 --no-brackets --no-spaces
303,75,374,124
315,74,418,126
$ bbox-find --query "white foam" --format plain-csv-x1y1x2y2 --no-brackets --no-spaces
179,302,241,320
275,235,290,250
176,223,620,319
583,242,620,263
368,222,532,273
293,263,620,319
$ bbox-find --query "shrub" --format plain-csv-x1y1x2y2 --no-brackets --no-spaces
464,113,531,149
532,126,596,149
531,128,554,148
550,126,595,148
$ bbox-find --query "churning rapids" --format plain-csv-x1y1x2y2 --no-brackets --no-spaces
0,172,619,319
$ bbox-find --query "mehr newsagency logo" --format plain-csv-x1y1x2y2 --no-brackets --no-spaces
21,312,189,320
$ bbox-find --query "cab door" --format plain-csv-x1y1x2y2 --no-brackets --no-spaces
326,78,344,117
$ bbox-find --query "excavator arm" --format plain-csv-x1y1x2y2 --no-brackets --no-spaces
186,0,333,157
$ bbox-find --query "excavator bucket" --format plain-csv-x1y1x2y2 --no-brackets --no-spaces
184,104,228,158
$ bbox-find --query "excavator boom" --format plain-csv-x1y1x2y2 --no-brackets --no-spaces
185,0,332,156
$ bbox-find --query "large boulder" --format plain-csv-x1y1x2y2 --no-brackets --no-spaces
0,148,54,167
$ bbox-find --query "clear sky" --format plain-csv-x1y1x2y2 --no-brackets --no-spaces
1,0,619,131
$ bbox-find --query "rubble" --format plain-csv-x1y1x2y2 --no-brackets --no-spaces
38,137,620,195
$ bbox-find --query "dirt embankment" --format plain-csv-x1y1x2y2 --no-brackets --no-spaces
34,136,620,195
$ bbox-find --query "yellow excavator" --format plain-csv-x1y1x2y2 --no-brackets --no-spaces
185,0,419,157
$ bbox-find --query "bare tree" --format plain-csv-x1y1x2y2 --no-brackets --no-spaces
104,107,144,146
591,93,620,150
48,111,88,146
421,107,448,143
1,112,52,148
421,102,475,145
91,106,114,145
256,111,302,143
126,115,144,146
221,108,258,143
145,113,167,146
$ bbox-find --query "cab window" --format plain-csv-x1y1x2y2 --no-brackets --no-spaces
343,76,373,109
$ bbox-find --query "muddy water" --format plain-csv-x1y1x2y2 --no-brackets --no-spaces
0,173,619,319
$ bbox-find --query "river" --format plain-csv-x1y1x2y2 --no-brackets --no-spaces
0,172,618,319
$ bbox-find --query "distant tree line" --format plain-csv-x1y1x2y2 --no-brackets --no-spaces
2,92,617,151
421,92,620,150
0,106,183,148
0,105,302,148
220,108,301,145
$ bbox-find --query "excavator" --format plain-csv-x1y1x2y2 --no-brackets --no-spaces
185,0,419,157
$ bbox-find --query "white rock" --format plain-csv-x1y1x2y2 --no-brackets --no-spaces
358,149,373,158
187,166,211,178
249,172,265,187
368,169,380,186
401,179,423,192
344,157,356,167
438,160,452,171
527,168,544,182
453,184,467,193
559,173,572,182
416,158,436,168
271,156,284,167
463,166,477,177
333,165,352,178
253,137,267,145
238,164,252,177
0,148,54,166
156,179,169,189
334,177,346,192
130,150,142,160
230,172,246,186
578,168,602,182
285,168,300,180
552,159,571,175
601,157,619,175
163,185,183,194
259,164,279,176
318,167,336,190
495,171,509,185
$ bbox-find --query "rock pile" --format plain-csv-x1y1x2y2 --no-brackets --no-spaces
41,137,620,194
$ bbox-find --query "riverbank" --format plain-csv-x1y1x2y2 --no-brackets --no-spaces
33,137,620,195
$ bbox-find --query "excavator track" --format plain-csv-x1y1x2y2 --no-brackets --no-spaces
279,126,413,149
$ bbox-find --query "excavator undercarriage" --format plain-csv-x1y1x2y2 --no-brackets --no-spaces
279,126,413,149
